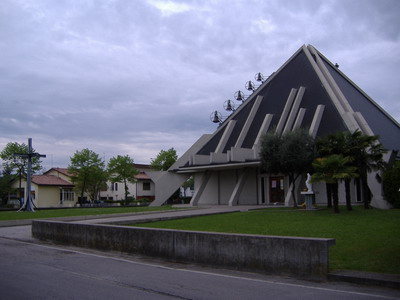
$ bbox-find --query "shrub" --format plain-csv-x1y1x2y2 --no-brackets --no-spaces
136,198,150,203
382,161,400,208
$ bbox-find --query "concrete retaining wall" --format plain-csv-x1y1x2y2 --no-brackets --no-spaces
32,220,335,280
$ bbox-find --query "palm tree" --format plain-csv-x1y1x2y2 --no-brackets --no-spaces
311,155,358,213
346,131,387,209
316,132,349,209
316,130,387,210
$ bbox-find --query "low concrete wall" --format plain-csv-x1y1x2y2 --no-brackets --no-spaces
32,220,335,280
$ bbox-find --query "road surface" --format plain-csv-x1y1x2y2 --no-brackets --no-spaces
0,237,399,300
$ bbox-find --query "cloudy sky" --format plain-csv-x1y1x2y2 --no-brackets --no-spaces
1,0,399,171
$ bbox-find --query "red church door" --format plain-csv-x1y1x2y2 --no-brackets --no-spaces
269,176,285,204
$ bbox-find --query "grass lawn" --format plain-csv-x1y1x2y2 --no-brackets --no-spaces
0,205,177,221
136,206,400,274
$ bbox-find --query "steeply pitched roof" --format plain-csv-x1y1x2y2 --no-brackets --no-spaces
176,44,400,170
134,164,151,170
32,175,74,186
44,168,73,177
135,172,151,180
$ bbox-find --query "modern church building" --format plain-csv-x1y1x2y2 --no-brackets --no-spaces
149,44,400,209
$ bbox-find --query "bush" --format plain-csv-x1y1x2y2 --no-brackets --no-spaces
135,198,151,203
382,161,400,208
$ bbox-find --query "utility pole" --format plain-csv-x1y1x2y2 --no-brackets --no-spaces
13,138,46,212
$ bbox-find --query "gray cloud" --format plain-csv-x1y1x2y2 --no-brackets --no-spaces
1,0,399,171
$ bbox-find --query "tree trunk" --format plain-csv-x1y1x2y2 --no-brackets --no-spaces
124,180,129,205
332,181,340,213
326,183,332,208
345,179,352,211
18,172,23,208
289,174,297,208
355,178,361,202
361,173,370,209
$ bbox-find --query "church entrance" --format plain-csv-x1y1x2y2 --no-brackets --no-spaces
269,176,285,204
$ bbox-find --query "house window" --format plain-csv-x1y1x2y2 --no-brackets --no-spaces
60,188,74,202
143,182,151,191
111,183,118,191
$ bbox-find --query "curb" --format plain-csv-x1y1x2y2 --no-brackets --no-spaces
328,271,400,289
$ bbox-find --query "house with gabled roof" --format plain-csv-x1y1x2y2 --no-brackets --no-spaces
149,44,400,209
9,164,156,207
10,167,77,208
100,163,155,202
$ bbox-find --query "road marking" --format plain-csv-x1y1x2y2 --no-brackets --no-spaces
2,238,398,300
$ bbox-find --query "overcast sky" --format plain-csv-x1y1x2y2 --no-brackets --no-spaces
1,0,399,171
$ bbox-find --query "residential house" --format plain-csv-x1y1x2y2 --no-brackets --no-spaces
149,44,400,209
10,168,77,208
100,164,155,201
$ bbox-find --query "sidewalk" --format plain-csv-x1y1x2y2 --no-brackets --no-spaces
0,205,256,240
0,205,399,289
0,205,259,227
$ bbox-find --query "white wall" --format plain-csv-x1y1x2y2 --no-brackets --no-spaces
238,168,258,205
100,180,155,200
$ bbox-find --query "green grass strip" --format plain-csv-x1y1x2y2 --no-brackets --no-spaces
136,206,400,274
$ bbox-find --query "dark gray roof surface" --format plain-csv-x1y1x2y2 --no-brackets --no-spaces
195,45,400,159
321,57,400,151
197,48,351,156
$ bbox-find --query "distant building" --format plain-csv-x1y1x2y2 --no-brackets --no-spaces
10,168,77,208
149,44,400,209
100,164,155,202
9,164,156,208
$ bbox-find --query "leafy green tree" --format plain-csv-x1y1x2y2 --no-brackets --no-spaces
317,131,354,210
348,132,386,209
382,161,400,208
108,155,139,204
0,142,43,207
260,128,316,207
0,166,14,205
311,155,358,213
150,148,177,171
316,130,387,210
68,149,105,204
86,166,108,202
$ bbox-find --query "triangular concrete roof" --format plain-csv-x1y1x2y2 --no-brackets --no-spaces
175,44,400,171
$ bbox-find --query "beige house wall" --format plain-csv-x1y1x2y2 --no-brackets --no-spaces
10,178,77,208
36,185,59,207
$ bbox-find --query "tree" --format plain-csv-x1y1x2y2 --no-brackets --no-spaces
311,155,358,213
150,148,177,171
108,155,139,204
0,166,14,205
260,128,316,207
316,130,387,210
0,142,43,207
68,149,106,204
85,166,108,202
348,131,386,209
382,161,400,208
317,131,354,210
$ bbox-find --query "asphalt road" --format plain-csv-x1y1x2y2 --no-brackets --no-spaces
1,237,399,300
